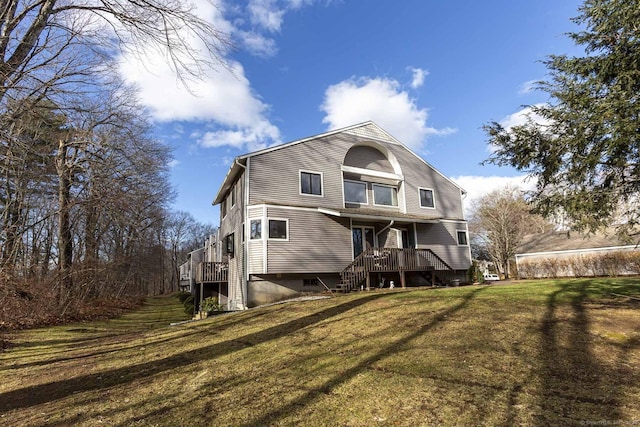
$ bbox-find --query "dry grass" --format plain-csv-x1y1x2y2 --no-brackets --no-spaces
1,280,639,426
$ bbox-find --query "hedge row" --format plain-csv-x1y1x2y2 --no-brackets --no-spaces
517,250,640,279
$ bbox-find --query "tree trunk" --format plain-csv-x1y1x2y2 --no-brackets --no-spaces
56,138,73,305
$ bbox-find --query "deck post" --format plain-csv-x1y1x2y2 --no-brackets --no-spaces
400,270,406,288
366,273,370,291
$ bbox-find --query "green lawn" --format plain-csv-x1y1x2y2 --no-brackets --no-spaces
1,279,639,426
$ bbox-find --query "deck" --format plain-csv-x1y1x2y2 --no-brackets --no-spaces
195,262,229,283
339,247,456,291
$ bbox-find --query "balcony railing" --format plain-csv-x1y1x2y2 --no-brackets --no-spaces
195,262,229,283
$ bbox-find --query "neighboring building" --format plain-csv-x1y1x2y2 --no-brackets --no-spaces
183,121,472,310
515,229,639,278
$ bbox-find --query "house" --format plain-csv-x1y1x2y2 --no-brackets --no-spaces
185,121,472,310
515,229,640,278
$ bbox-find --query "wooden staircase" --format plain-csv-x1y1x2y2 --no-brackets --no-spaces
337,247,456,292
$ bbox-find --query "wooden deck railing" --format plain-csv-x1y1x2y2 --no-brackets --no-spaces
179,261,191,281
195,262,229,283
340,247,455,290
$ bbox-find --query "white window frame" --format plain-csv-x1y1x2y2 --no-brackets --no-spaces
372,183,398,207
418,187,436,209
343,179,368,205
299,170,324,197
250,219,262,240
456,229,469,246
231,183,236,207
221,199,227,219
267,218,289,241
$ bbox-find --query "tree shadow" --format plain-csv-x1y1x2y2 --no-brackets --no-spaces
239,286,487,427
535,281,625,425
0,293,388,413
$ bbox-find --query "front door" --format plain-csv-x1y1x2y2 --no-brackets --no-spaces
352,227,375,258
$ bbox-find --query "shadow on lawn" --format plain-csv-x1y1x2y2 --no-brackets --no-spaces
240,286,488,427
0,292,389,414
533,280,639,426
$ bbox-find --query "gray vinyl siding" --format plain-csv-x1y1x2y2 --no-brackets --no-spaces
218,175,245,309
378,228,398,248
247,124,465,220
265,207,352,273
415,221,471,270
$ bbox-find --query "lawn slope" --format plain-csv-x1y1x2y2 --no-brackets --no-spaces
1,280,639,426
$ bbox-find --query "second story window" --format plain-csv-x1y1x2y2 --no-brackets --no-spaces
221,199,227,218
231,183,236,207
344,180,367,204
300,171,323,196
419,188,435,208
373,184,398,207
457,230,468,246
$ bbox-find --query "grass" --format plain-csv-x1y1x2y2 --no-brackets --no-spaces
1,279,639,426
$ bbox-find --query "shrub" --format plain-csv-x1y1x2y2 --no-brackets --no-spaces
200,296,224,313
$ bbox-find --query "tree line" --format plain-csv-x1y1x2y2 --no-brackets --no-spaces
1,0,225,322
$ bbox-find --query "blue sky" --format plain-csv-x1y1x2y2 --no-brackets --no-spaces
118,0,584,225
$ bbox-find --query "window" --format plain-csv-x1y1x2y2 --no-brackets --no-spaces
225,233,235,256
231,183,236,207
250,219,262,240
300,171,323,196
373,184,398,206
457,230,468,246
268,219,288,240
344,180,367,204
221,199,227,218
303,278,319,287
419,188,435,208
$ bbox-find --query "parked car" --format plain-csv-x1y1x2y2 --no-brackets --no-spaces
483,273,500,281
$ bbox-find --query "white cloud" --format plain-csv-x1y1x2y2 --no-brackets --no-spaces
168,159,180,168
248,0,286,32
117,0,284,151
238,30,278,57
198,120,280,152
452,175,537,217
518,79,538,95
320,77,456,151
486,104,552,153
499,104,549,130
408,67,429,89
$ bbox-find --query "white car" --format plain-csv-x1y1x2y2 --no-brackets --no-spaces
483,273,500,281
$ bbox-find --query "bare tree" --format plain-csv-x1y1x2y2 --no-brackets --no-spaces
470,186,549,278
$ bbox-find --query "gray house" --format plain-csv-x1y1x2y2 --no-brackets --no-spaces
187,122,472,310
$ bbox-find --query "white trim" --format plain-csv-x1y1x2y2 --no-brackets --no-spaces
231,182,236,207
262,205,267,274
299,169,324,197
251,204,319,213
318,207,439,224
418,187,436,210
440,219,468,224
341,165,404,182
267,217,289,241
343,179,369,205
456,229,469,246
372,183,399,208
